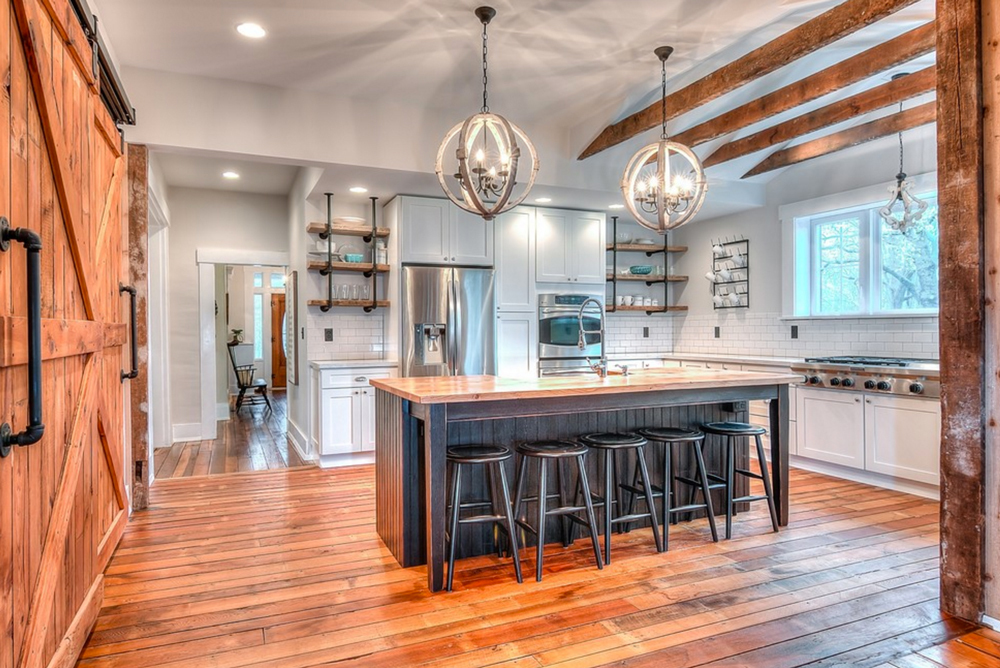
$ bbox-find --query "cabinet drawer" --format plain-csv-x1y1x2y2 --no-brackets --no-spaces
320,368,394,389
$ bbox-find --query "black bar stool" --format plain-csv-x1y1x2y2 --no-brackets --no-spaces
631,427,719,549
445,444,522,592
512,440,604,582
579,432,663,564
702,422,780,539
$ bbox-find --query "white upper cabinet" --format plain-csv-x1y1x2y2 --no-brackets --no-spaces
451,208,494,266
535,208,606,284
494,207,535,311
398,196,493,266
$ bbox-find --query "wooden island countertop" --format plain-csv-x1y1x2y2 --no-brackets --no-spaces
370,367,802,404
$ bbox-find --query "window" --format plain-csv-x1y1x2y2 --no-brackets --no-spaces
269,273,285,289
794,196,938,316
253,272,263,288
253,294,264,359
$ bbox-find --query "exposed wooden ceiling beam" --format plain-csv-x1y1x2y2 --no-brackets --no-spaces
578,0,922,160
671,23,935,152
742,100,936,177
703,66,936,168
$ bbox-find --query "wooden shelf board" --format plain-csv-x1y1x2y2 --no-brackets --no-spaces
606,305,688,313
306,223,390,238
607,274,689,282
607,244,687,253
307,300,390,308
307,261,390,273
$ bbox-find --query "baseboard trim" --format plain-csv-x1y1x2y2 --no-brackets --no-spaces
318,452,375,469
789,455,940,500
216,402,230,421
287,418,315,463
983,615,1000,631
171,423,202,443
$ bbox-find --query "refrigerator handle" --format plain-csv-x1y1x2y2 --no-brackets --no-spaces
448,268,458,376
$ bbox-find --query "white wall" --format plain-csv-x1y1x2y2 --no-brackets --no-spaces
668,124,940,360
167,187,289,439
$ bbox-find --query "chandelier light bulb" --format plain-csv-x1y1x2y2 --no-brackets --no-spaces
435,6,539,221
620,46,707,234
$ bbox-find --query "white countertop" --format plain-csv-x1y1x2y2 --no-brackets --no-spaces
310,360,399,370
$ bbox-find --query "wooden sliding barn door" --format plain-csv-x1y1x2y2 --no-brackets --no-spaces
0,0,130,667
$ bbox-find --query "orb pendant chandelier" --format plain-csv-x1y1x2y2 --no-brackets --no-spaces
435,6,539,221
621,46,707,234
878,91,928,233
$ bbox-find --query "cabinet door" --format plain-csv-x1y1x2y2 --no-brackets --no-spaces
360,388,378,452
864,394,940,484
495,207,535,310
496,312,537,379
401,197,451,264
571,210,607,284
321,388,360,455
451,207,494,266
795,388,865,468
535,209,573,282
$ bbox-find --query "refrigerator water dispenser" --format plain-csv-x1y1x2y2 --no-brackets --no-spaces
415,324,447,366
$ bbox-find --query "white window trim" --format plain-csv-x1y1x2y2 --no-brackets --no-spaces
780,172,937,320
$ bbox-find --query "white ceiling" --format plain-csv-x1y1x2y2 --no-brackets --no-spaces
90,0,933,135
154,151,300,195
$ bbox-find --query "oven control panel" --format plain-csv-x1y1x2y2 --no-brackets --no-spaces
794,370,940,399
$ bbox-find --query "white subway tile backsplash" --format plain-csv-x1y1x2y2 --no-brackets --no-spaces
307,310,386,361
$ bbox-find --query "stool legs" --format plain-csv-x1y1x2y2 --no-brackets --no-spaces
495,462,523,583
725,437,735,540
754,435,780,533
576,455,604,572
602,450,614,564
636,451,663,553
446,463,464,592
535,459,548,582
692,441,719,543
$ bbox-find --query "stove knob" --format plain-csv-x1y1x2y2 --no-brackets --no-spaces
909,382,924,394
864,380,877,390
841,378,856,388
876,381,892,391
829,378,841,387
809,376,821,385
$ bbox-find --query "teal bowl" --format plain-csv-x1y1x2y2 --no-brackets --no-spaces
629,265,654,275
344,254,365,263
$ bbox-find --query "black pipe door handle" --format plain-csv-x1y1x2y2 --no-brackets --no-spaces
120,283,138,382
1,217,45,458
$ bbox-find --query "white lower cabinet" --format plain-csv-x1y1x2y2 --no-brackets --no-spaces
796,386,940,485
311,365,397,466
497,312,537,379
796,388,866,468
864,394,940,485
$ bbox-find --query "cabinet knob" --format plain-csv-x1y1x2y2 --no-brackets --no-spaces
452,257,456,261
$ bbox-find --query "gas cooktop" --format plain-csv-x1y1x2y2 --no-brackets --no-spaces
804,356,923,367
791,356,940,398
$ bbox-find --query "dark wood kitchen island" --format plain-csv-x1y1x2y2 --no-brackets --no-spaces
371,368,799,592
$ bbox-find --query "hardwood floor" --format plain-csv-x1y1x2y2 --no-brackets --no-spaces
880,627,1000,667
80,464,971,667
153,391,309,479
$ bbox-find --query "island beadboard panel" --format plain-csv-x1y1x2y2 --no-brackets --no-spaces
375,390,749,566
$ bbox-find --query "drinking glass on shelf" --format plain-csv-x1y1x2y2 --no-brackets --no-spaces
338,284,349,300
362,284,371,301
350,284,361,301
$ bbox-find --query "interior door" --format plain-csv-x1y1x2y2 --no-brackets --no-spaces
0,2,130,667
270,293,287,388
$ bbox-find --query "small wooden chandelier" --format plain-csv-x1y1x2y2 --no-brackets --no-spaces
621,47,707,234
435,6,539,221
878,90,928,233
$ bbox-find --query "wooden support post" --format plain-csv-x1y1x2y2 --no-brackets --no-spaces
936,0,987,624
126,143,150,510
982,0,1000,624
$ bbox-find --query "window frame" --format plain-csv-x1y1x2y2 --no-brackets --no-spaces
781,173,938,320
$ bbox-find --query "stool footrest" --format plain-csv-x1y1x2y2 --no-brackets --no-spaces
734,468,764,480
620,483,665,499
676,475,725,491
668,502,710,515
458,513,506,525
732,494,770,504
611,513,655,525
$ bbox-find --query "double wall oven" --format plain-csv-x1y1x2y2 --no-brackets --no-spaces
537,293,604,376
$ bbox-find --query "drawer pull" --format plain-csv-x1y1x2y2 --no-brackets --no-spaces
355,376,368,383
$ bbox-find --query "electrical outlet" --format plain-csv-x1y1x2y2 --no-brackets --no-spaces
324,328,334,342
714,326,720,339
643,327,649,339
791,325,799,339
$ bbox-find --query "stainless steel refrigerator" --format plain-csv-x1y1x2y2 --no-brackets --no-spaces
401,266,496,377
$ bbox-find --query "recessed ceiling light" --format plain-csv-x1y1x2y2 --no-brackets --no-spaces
608,204,625,210
236,22,266,39
222,171,240,180
349,186,368,194
535,197,552,203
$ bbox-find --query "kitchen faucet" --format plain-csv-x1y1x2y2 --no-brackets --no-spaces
577,297,608,378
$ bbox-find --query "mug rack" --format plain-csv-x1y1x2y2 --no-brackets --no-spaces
709,237,749,310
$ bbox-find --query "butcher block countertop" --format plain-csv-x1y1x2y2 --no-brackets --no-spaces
370,367,801,405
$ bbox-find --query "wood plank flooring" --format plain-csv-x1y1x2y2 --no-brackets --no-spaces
80,463,973,667
153,392,309,479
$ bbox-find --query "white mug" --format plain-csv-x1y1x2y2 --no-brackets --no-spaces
651,299,660,307
705,271,717,283
733,253,747,268
616,295,626,306
623,295,634,306
643,297,652,307
712,244,725,257
727,293,741,306
713,295,725,307
718,268,732,282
